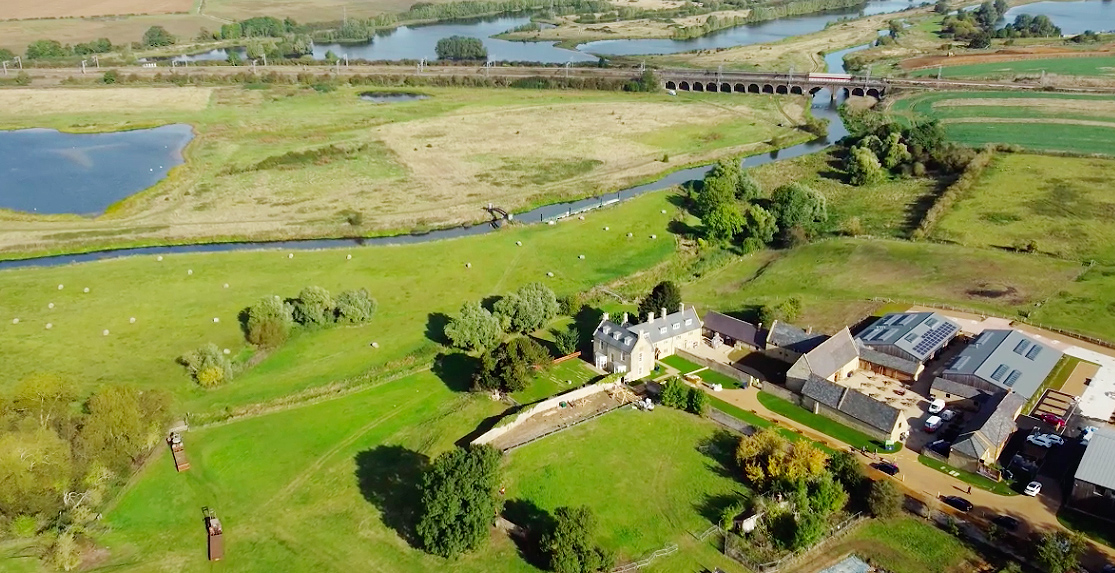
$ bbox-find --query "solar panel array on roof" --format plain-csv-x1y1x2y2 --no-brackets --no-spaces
911,322,957,356
1005,370,1022,387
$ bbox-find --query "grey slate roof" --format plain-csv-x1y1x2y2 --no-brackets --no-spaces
950,392,1025,461
857,343,919,375
931,376,989,400
703,311,764,348
593,306,702,352
767,321,827,354
794,328,859,380
1076,427,1115,490
942,329,1063,399
801,375,903,433
856,312,960,363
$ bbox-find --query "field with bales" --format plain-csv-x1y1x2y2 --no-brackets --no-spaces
909,55,1115,80
0,86,809,257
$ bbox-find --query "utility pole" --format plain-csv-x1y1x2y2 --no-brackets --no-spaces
92,55,100,68
81,60,87,74
14,56,21,70
937,65,942,80
2,61,6,76
564,60,571,78
344,54,349,67
261,54,267,67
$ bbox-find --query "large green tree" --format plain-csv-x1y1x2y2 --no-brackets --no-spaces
445,300,505,350
846,145,887,186
8,373,75,431
738,203,778,251
77,385,172,472
435,36,487,60
335,288,377,324
768,182,827,244
867,479,901,518
703,202,745,243
1036,531,1086,573
142,26,176,47
494,282,559,334
416,446,502,558
0,427,73,517
544,506,615,573
292,286,335,327
638,280,682,321
472,337,551,392
245,295,294,347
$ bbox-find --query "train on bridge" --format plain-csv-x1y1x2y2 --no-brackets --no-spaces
661,70,887,99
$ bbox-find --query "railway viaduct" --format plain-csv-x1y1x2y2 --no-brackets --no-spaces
660,70,889,98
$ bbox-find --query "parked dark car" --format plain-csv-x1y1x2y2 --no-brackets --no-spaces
942,495,973,512
992,514,1020,531
873,461,900,476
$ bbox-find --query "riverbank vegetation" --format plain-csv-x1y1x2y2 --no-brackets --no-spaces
0,86,808,256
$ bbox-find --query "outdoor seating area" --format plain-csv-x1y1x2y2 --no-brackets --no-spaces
841,370,925,418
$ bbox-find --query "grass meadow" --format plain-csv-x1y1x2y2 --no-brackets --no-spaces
909,55,1115,79
0,86,806,255
785,516,986,573
889,91,1115,156
931,153,1115,263
0,192,677,411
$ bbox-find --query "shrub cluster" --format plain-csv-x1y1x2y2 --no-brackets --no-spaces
659,377,708,415
244,286,376,347
445,283,559,351
911,148,995,239
178,343,234,387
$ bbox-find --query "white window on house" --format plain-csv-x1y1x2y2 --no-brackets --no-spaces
639,352,645,366
685,318,693,326
659,326,667,334
620,353,626,361
672,322,680,330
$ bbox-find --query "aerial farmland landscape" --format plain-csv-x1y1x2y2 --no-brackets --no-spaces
1,0,1114,572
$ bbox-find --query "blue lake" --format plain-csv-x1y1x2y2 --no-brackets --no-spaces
0,124,194,215
1002,0,1115,35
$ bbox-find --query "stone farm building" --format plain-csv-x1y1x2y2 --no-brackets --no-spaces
1070,427,1115,521
855,312,960,380
765,321,827,363
947,392,1027,473
940,329,1062,400
703,311,765,350
786,328,910,444
592,305,702,380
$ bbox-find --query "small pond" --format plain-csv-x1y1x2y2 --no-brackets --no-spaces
0,124,194,215
359,92,430,102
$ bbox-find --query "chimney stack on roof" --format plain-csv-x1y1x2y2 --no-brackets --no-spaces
679,302,685,313
660,307,667,320
622,312,628,325
648,311,655,323
602,312,610,322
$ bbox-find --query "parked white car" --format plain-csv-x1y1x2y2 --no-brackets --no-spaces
929,399,946,414
925,416,943,433
1027,434,1056,448
1024,481,1042,496
940,409,957,422
1082,426,1099,445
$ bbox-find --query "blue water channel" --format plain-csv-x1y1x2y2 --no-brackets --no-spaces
1002,0,1115,35
0,124,194,215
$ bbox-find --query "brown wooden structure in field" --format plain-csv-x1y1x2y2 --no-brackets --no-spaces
167,432,190,472
203,507,223,561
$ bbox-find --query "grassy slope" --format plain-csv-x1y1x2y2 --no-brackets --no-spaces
682,238,1093,337
756,392,886,450
889,91,1115,156
806,517,986,573
910,55,1115,79
932,153,1115,263
511,359,599,404
0,192,676,410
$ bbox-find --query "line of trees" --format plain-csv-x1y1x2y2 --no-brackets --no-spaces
20,25,176,60
1,375,174,569
445,283,560,351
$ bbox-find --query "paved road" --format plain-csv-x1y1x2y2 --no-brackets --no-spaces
709,386,1115,571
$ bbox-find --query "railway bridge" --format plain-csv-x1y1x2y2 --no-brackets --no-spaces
660,70,889,99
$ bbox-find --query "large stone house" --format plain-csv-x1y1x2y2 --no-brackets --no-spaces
940,329,1063,400
592,304,703,380
1070,427,1115,521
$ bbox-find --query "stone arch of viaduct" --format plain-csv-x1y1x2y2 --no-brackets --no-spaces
662,79,884,99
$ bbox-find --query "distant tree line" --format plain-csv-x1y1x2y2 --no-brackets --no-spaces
940,0,1062,48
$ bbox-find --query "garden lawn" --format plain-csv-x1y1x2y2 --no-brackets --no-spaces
692,367,745,390
918,455,1017,496
0,192,677,412
931,153,1115,263
889,91,1115,155
512,358,599,404
659,354,703,374
503,407,749,573
757,391,891,451
910,55,1115,79
796,516,986,573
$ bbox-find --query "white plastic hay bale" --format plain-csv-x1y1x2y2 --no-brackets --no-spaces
546,272,554,277
129,317,136,324
156,256,163,262
223,348,230,355
11,318,19,324
578,215,585,220
627,232,633,237
47,303,54,309
547,220,555,225
83,287,90,293
213,317,220,323
223,283,229,289
650,234,657,239
661,210,667,214
371,342,380,349
465,262,472,268
515,241,522,246
603,226,609,231
45,323,52,330
578,255,585,259
187,269,193,275
346,254,352,260
58,284,64,290
288,253,294,259
102,329,110,336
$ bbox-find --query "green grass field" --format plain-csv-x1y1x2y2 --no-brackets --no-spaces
511,359,599,404
889,91,1115,156
659,354,702,373
0,86,806,255
756,391,890,451
0,192,676,411
802,517,986,573
931,153,1115,263
910,55,1115,79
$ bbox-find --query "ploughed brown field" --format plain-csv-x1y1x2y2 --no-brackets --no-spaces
0,0,194,20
